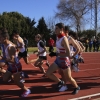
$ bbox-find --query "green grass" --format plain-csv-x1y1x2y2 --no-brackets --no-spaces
28,47,38,52
0,47,55,54
28,47,56,53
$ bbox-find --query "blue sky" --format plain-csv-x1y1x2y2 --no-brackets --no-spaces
0,0,59,22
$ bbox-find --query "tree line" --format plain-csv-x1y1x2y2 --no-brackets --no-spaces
0,12,54,46
0,11,100,46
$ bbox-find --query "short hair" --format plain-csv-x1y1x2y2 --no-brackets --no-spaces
69,31,78,40
12,30,19,35
0,27,8,34
55,23,65,30
35,34,42,39
1,32,9,40
64,26,69,32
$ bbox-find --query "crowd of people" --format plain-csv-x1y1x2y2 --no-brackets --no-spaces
0,23,85,97
84,37,100,52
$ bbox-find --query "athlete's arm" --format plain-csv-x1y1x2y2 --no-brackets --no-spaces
38,42,47,55
69,37,80,57
78,41,85,52
16,38,24,48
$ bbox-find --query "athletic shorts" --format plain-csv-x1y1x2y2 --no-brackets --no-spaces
18,51,27,58
54,56,70,69
7,62,22,73
0,59,5,63
74,54,79,59
39,56,47,60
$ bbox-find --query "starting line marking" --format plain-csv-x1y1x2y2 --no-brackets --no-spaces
68,93,100,100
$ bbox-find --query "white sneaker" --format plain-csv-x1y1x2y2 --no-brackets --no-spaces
21,89,31,97
73,64,79,72
59,85,68,92
8,79,11,82
27,54,30,57
20,79,25,83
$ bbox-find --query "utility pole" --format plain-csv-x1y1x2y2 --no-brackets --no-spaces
90,0,100,38
95,0,97,37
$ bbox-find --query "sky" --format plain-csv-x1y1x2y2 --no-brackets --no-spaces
0,0,100,31
0,0,59,22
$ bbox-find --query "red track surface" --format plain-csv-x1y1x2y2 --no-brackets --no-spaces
0,52,100,100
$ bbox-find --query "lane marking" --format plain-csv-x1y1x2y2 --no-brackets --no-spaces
80,68,100,71
68,93,100,100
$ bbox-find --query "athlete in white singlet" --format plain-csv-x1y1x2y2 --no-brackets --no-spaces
12,31,29,64
46,23,80,94
33,34,50,77
0,28,8,75
69,31,85,63
0,32,31,97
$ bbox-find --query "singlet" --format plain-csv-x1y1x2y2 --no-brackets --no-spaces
17,36,25,52
67,36,74,56
37,40,46,56
56,36,66,53
5,44,19,65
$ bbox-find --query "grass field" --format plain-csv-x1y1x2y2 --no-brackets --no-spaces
28,47,56,53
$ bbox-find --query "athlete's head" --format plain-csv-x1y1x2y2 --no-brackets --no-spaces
64,26,69,36
0,32,9,44
0,28,8,43
69,31,78,40
55,23,65,35
12,30,19,40
35,34,42,42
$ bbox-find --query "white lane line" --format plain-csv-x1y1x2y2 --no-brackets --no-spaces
81,63,100,65
68,93,100,100
80,68,100,71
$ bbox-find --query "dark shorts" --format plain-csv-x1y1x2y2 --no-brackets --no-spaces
39,56,47,60
18,51,27,58
0,59,5,63
7,62,22,73
54,56,70,69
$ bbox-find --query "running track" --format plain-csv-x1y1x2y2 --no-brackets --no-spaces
0,52,100,100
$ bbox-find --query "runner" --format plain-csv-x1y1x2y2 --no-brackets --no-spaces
0,28,6,75
69,31,85,65
12,30,29,64
64,26,81,72
33,34,50,77
12,30,29,78
0,31,31,97
46,23,80,94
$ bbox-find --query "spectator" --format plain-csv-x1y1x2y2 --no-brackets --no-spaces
48,37,55,52
89,39,93,52
85,38,89,52
93,39,96,52
96,37,100,52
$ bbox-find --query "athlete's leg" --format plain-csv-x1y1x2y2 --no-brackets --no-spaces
3,71,12,82
13,72,31,97
34,58,46,74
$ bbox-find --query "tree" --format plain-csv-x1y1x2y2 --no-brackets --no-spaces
55,0,92,32
37,17,51,42
0,12,37,46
